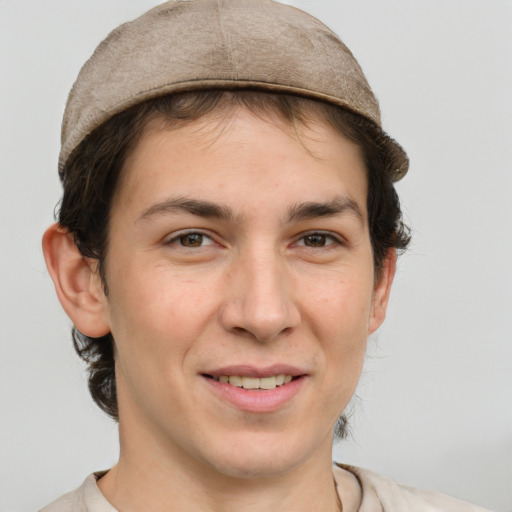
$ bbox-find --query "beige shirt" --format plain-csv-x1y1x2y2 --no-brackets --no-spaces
39,464,493,512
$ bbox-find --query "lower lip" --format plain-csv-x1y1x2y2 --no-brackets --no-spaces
203,376,306,413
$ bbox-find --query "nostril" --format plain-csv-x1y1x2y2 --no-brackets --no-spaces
232,326,250,336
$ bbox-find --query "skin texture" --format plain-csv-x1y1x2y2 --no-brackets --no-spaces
43,108,395,512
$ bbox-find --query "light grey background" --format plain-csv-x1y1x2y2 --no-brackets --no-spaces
1,1,511,511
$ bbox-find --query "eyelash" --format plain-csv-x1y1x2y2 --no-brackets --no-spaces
165,230,343,250
294,231,342,249
165,230,216,248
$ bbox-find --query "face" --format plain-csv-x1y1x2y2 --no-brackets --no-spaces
99,108,393,479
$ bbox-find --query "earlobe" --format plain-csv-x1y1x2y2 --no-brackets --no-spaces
368,249,397,335
42,223,111,338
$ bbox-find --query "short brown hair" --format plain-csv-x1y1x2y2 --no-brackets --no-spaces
58,90,410,436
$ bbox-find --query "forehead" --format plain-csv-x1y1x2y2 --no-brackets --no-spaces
113,106,368,218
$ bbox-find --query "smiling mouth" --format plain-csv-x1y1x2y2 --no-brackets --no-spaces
203,374,298,391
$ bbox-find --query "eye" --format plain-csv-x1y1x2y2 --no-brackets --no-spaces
296,232,339,248
168,232,215,248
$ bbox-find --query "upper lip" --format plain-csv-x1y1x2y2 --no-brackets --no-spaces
203,364,307,378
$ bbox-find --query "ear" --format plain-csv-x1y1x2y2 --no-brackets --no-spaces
42,223,110,337
368,248,397,335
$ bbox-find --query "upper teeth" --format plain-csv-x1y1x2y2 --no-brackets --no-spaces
215,374,293,390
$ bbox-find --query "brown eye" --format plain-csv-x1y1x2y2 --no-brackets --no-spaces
166,231,215,249
297,232,339,248
303,234,328,247
179,233,205,247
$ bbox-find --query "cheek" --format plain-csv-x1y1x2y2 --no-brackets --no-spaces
106,262,219,361
106,267,220,418
303,266,374,339
301,267,373,394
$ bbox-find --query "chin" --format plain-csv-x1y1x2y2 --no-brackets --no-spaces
199,427,326,480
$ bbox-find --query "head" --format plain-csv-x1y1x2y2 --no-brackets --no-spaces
43,0,409,476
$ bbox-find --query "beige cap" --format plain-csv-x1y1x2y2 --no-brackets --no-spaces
60,0,408,180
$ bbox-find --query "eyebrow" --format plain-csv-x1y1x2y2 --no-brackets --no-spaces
286,196,364,223
137,197,237,223
137,195,364,224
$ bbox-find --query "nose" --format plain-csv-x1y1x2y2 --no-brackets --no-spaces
220,248,301,343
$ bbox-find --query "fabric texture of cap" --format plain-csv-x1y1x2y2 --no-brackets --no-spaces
60,0,408,180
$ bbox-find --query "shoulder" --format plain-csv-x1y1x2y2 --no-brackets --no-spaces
38,473,116,512
38,482,86,512
334,463,494,512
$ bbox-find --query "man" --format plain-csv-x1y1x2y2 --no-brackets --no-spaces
40,1,491,510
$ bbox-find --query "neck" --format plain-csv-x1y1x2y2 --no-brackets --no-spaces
100,459,342,512
98,425,343,512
